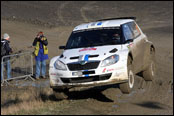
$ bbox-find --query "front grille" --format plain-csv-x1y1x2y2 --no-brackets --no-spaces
61,73,112,83
67,61,100,71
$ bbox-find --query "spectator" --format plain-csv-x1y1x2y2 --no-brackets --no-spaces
1,33,13,82
32,31,48,80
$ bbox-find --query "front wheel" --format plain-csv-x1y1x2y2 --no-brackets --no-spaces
119,67,135,93
143,59,156,81
143,50,156,81
119,56,135,94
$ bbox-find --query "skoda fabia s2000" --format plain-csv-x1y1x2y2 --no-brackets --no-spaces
49,17,156,99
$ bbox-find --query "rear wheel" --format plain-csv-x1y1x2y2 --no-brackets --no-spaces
119,56,135,93
143,49,156,81
53,88,68,100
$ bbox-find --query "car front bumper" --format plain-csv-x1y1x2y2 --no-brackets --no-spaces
49,64,128,89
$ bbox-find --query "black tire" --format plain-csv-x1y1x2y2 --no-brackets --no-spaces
53,88,68,100
143,50,156,81
119,56,135,94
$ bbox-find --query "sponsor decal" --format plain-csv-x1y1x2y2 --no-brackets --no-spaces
107,69,115,72
129,43,133,47
127,43,133,49
84,54,89,61
97,22,102,26
103,68,115,73
79,47,97,52
102,68,107,73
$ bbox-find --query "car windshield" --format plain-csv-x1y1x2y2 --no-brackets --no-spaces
65,27,122,49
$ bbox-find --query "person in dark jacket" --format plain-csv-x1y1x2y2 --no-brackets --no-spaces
1,33,13,81
33,31,48,80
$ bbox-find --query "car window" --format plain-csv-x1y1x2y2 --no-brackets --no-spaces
122,24,134,41
128,22,141,38
65,27,122,49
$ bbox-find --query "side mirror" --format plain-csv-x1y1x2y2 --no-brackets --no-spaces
59,46,66,50
125,39,134,44
129,39,134,42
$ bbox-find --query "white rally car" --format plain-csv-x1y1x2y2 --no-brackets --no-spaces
49,17,156,99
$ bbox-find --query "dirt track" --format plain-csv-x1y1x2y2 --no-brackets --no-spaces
1,1,173,115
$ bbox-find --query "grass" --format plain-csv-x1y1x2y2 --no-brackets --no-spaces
1,86,58,115
1,85,87,115
14,100,71,115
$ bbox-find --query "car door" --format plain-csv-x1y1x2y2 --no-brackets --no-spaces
122,22,144,73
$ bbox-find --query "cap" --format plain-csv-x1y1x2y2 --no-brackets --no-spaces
3,33,10,40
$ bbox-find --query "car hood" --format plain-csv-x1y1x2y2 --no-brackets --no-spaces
58,45,122,64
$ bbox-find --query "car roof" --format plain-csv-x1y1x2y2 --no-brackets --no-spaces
73,19,134,31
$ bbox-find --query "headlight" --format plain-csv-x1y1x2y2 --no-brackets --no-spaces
54,60,67,70
101,54,119,67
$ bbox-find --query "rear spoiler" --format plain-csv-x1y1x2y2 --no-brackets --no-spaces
97,17,136,21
